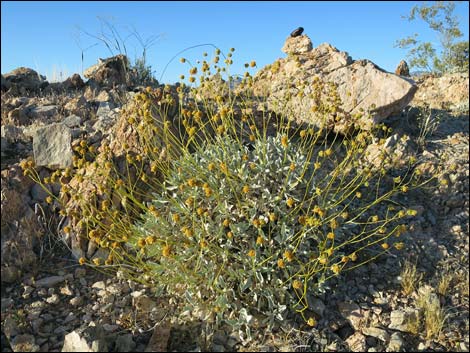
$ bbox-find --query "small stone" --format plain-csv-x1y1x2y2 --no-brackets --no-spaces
11,334,40,352
1,298,14,312
345,332,367,352
34,275,65,288
70,296,83,306
23,285,35,298
387,332,405,352
3,316,19,338
362,327,390,342
389,309,419,332
63,313,77,324
338,301,365,330
60,285,74,296
74,268,86,278
92,281,106,290
62,325,108,352
46,294,60,305
115,334,136,352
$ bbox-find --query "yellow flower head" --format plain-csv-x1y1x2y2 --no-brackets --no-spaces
79,257,86,265
277,258,285,268
381,243,389,250
307,317,316,327
286,198,295,208
226,231,233,239
292,280,302,289
269,213,277,222
162,245,171,257
92,258,101,266
281,135,289,148
248,249,256,257
242,185,250,194
283,249,294,262
256,236,264,246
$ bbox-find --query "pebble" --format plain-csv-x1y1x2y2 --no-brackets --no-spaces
46,294,60,304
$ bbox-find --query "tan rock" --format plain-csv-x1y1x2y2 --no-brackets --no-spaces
395,60,410,76
282,35,313,55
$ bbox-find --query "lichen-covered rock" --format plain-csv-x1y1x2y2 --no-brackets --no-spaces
32,123,73,169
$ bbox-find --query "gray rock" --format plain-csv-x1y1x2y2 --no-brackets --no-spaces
70,296,84,307
28,105,58,120
96,101,114,117
309,296,326,317
338,301,365,330
386,332,405,352
30,183,49,202
388,309,419,332
11,334,40,352
115,334,136,352
1,297,14,312
62,325,108,352
32,123,73,169
362,327,390,342
34,275,65,288
91,281,106,290
63,115,82,128
3,316,19,338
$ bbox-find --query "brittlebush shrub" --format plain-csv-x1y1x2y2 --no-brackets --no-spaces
22,47,440,337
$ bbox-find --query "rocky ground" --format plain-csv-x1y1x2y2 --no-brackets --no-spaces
1,39,469,352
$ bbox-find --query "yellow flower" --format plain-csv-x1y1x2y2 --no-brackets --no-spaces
406,209,418,216
182,227,193,237
92,258,101,266
314,162,321,170
204,187,212,197
146,236,156,245
281,135,289,148
223,218,230,227
292,280,302,289
381,243,389,250
289,163,296,171
249,134,256,142
208,162,216,171
197,207,205,216
371,215,379,222
180,58,186,63
327,232,335,240
242,185,250,194
325,149,332,157
45,196,53,204
162,244,171,257
394,242,405,250
277,258,285,268
286,198,295,208
226,231,233,239
356,192,362,199
283,250,294,262
172,213,180,223
341,256,349,263
185,196,194,207
138,239,146,248
300,130,307,138
250,60,256,67
269,213,277,222
307,317,316,327
248,249,256,257
219,162,228,174
330,219,338,229
79,257,86,265
63,226,71,234
256,236,264,246
350,252,357,261
401,185,409,193
331,264,341,274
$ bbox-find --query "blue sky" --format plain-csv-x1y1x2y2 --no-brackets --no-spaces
2,1,469,84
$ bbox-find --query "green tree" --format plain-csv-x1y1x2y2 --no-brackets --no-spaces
395,1,469,74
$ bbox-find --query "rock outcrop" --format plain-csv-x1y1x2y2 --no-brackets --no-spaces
254,36,418,134
395,60,410,77
3,67,48,92
84,55,130,87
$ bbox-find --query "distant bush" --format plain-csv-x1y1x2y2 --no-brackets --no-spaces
395,1,469,74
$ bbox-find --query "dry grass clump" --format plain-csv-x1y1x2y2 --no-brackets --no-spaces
400,260,423,296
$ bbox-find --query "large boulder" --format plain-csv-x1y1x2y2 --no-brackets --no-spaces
282,34,313,55
84,55,130,87
32,123,73,169
3,67,48,92
411,72,469,111
253,40,418,134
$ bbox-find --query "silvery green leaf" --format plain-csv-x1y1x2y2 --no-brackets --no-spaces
240,277,252,292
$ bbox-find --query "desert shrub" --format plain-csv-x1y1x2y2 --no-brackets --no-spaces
22,48,441,338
